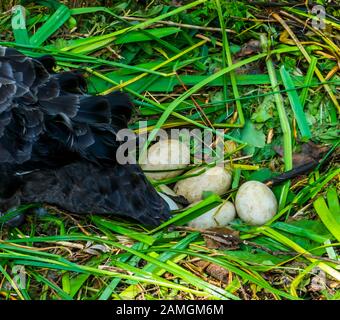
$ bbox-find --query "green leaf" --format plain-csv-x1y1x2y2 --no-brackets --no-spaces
88,72,274,93
240,120,266,154
32,271,73,300
115,28,181,44
150,194,222,233
11,5,30,45
98,242,147,300
60,28,180,55
119,233,200,299
91,216,156,246
300,56,317,107
248,168,275,182
251,95,275,123
69,273,90,298
280,65,312,140
326,187,340,223
30,5,71,46
313,196,340,242
273,221,330,243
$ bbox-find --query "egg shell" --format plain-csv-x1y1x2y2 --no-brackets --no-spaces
158,192,179,211
235,180,277,226
174,166,232,203
141,139,190,180
158,184,178,196
188,201,236,229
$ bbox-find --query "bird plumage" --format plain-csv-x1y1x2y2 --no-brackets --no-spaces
0,46,170,226
0,46,132,167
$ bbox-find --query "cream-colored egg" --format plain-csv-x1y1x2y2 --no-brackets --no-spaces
235,181,277,226
174,166,232,203
188,201,236,229
158,192,179,211
158,184,178,196
141,139,190,180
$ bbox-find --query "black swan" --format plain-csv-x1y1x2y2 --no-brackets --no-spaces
0,46,170,226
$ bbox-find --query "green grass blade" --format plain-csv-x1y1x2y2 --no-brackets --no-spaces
128,0,208,32
109,242,237,299
280,65,312,140
300,56,317,107
11,5,30,45
31,271,73,300
30,5,71,46
215,0,244,126
91,216,156,246
290,261,319,297
326,187,340,223
101,39,207,93
119,232,200,299
0,264,26,300
150,194,222,233
313,196,340,242
0,249,212,297
261,227,340,281
168,248,298,300
115,28,181,44
98,242,145,300
141,51,268,157
261,35,292,210
69,6,111,15
63,28,180,54
273,221,330,243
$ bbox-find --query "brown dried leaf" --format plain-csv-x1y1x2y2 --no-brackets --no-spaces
274,141,329,167
206,264,229,283
309,268,327,292
235,39,261,58
193,260,230,283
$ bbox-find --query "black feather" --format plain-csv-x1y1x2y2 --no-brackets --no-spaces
53,71,87,94
1,162,170,226
0,46,171,226
35,55,56,73
0,46,132,167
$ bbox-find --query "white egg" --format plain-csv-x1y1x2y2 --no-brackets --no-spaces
158,192,179,211
188,201,236,229
141,139,190,180
235,181,277,226
158,184,178,196
174,166,232,203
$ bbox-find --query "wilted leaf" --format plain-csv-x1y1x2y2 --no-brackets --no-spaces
193,260,230,283
274,141,329,167
309,268,327,292
202,227,240,250
235,39,261,58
